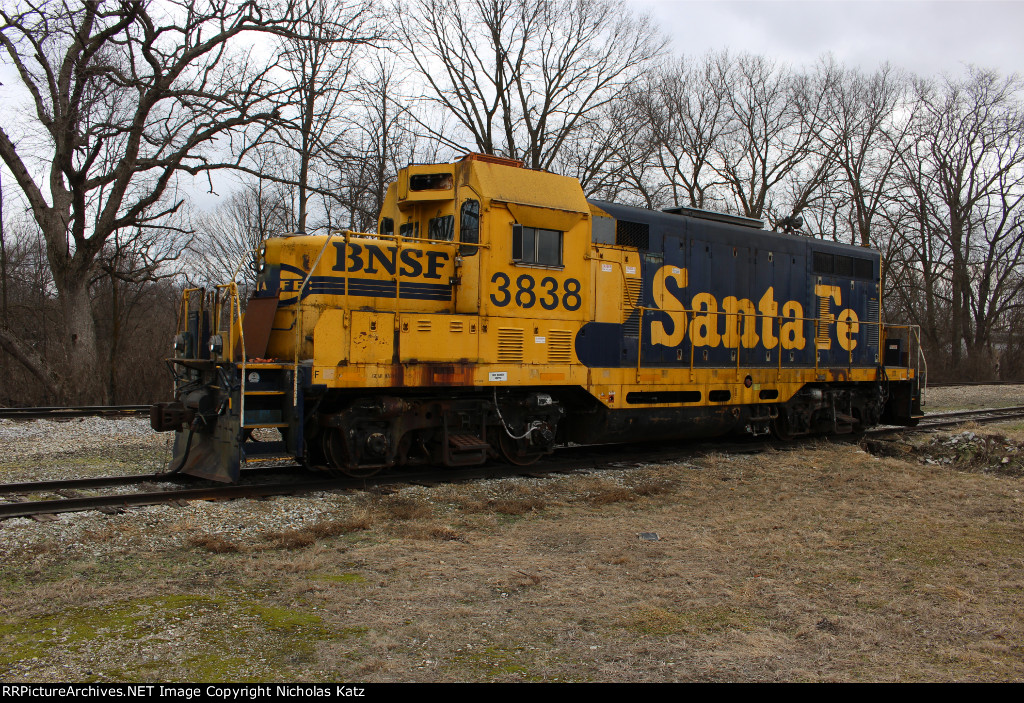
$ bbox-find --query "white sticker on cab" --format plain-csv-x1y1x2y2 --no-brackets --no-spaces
489,372,508,382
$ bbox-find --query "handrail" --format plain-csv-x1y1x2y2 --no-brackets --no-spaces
630,307,909,382
294,228,490,250
175,288,203,334
293,231,340,406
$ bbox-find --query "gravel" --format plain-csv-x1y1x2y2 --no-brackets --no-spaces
0,416,164,459
0,417,355,551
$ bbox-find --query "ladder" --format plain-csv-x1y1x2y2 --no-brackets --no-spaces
214,282,298,464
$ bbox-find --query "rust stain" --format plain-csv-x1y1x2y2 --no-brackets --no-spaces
408,362,476,386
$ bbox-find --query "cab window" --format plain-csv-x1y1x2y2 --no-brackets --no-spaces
410,173,453,191
513,225,562,267
428,215,454,241
459,200,480,255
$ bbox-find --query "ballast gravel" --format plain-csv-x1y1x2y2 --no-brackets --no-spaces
0,416,164,459
0,417,341,555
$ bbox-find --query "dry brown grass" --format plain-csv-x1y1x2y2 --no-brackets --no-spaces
3,432,1024,682
484,497,548,514
378,496,433,520
189,534,240,553
264,513,375,549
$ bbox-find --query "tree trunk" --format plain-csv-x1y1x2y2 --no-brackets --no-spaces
59,277,107,405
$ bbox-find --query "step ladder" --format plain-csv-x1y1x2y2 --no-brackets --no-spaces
239,362,297,462
212,283,300,465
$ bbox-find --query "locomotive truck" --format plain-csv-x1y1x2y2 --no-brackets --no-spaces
151,153,924,482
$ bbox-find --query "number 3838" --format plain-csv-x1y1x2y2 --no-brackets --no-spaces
489,272,582,311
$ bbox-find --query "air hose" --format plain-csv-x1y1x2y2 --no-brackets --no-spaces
493,388,542,440
161,420,198,476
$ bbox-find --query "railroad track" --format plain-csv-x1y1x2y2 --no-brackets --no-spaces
0,439,761,521
0,405,150,420
3,405,1022,522
868,405,1024,434
927,381,1024,388
0,455,607,522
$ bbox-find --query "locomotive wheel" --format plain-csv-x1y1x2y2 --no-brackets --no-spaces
322,428,383,479
771,414,795,442
496,431,545,466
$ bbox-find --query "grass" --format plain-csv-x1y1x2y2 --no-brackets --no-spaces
2,435,1024,682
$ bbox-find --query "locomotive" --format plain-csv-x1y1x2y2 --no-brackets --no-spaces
151,153,924,482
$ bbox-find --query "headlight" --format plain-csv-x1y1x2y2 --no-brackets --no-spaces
209,334,224,356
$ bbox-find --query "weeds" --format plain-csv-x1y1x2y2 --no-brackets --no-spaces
189,534,240,553
263,514,375,550
379,497,432,520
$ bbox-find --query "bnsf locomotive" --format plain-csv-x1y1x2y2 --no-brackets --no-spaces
152,154,924,482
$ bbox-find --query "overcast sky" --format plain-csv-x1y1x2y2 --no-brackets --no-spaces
4,1,1023,214
628,0,1024,78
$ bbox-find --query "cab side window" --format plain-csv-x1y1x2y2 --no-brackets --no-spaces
513,225,563,267
459,200,480,256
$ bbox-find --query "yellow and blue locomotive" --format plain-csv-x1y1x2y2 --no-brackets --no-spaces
152,154,924,482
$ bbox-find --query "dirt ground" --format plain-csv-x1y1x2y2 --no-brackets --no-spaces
1,388,1023,682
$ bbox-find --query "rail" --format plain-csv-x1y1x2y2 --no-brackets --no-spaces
0,405,151,420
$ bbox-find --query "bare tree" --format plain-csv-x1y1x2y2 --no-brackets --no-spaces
711,54,826,225
400,0,663,170
636,52,732,210
259,0,381,233
93,223,186,403
0,0,375,402
0,215,62,403
895,68,1024,373
320,54,428,232
561,94,658,205
193,177,295,293
799,58,910,247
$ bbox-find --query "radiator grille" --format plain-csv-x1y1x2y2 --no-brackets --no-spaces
816,296,831,348
497,327,524,363
622,278,642,336
867,300,879,350
547,330,573,364
616,221,650,249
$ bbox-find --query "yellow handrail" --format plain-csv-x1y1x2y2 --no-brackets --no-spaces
629,307,903,381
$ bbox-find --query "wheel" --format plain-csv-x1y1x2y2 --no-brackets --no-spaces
771,414,795,442
322,428,383,478
496,430,545,466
